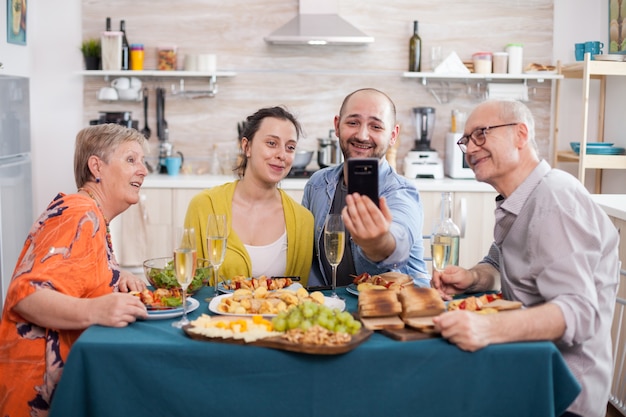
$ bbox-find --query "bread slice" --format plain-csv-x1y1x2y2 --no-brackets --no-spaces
403,316,439,334
358,289,402,318
360,315,405,330
398,287,446,319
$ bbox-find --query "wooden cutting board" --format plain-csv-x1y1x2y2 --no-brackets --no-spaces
183,323,373,355
380,327,439,341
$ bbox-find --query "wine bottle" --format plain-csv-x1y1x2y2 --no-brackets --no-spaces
431,192,460,270
105,16,111,31
408,20,422,72
120,20,130,70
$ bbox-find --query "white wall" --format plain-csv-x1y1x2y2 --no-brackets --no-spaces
553,0,626,193
0,0,83,215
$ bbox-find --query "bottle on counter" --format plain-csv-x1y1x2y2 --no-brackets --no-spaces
120,20,130,70
431,192,460,271
105,16,111,31
408,20,422,72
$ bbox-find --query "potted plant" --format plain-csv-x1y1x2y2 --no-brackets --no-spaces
80,38,101,70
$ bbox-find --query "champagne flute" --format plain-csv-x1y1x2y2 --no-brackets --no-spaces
172,227,197,328
207,214,228,296
431,234,452,274
324,214,345,299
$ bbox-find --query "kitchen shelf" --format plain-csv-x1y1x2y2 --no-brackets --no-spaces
552,54,626,193
78,70,237,78
402,71,562,103
79,69,236,98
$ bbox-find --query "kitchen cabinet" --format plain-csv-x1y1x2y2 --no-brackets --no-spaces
552,54,626,193
116,188,173,267
420,190,497,270
116,185,305,267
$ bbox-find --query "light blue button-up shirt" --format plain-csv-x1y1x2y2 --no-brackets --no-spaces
302,159,429,287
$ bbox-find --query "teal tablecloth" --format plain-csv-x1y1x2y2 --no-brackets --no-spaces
49,286,580,417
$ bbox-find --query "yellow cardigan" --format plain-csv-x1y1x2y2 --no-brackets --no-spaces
183,181,314,286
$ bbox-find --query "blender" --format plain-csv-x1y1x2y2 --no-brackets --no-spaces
403,107,444,179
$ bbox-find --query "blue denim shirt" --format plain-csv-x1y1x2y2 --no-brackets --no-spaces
302,159,429,287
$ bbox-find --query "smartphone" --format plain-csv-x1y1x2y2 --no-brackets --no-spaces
347,158,379,207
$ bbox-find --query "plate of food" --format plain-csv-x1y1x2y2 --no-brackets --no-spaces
209,287,345,317
347,271,415,296
217,276,302,294
185,303,372,355
146,297,200,320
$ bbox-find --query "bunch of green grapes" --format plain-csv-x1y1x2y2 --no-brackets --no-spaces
272,301,362,335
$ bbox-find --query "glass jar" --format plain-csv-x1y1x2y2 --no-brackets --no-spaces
472,52,492,74
129,44,144,71
157,45,177,71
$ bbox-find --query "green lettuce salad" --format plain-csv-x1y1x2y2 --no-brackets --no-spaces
147,260,211,293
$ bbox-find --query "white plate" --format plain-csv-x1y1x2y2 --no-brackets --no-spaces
346,284,359,296
146,297,200,320
208,293,346,317
594,54,625,62
217,282,303,294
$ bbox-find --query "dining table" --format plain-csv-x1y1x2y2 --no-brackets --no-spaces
49,286,581,417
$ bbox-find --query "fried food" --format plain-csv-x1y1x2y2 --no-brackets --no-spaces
217,287,324,315
223,275,294,291
352,272,413,293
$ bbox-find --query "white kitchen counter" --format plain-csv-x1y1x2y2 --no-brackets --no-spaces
141,173,496,193
591,194,626,221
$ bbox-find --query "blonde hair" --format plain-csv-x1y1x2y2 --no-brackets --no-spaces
74,124,147,188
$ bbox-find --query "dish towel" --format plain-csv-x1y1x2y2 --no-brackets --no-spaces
487,83,528,101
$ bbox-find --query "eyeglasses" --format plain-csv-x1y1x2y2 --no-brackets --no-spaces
456,123,519,153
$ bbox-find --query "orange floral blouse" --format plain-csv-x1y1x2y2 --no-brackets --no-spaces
0,193,122,417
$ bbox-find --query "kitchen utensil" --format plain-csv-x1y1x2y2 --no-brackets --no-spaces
317,129,343,168
292,150,313,169
141,88,150,139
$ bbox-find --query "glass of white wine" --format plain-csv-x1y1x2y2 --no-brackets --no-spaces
431,234,452,274
207,214,228,297
324,214,345,299
172,227,197,329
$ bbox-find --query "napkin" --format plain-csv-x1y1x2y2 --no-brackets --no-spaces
433,52,471,74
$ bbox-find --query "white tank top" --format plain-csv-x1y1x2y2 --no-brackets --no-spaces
244,230,287,277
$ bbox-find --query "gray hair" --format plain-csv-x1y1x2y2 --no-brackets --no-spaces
489,99,538,156
74,124,147,188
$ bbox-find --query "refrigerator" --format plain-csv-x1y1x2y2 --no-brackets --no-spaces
0,75,33,313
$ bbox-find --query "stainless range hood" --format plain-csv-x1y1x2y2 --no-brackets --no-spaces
264,0,374,46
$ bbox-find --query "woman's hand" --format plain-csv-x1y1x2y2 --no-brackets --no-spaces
89,292,148,327
118,270,147,293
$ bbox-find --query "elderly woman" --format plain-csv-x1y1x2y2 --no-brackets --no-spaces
0,124,149,417
184,106,314,286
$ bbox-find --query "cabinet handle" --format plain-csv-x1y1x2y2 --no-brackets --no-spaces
459,197,467,238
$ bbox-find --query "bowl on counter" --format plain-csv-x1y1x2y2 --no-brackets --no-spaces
292,150,314,170
143,257,212,294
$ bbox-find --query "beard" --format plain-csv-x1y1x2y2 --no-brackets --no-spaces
340,137,388,160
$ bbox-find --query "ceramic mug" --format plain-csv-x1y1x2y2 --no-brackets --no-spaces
584,41,604,59
97,86,118,101
574,43,585,61
165,156,182,176
111,77,130,89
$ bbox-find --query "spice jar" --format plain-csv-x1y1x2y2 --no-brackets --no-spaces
129,44,144,71
157,45,177,71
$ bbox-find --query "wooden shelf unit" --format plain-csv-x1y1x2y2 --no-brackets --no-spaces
552,54,626,193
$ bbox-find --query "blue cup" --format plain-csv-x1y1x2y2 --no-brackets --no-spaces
165,156,182,176
584,41,604,59
574,43,585,61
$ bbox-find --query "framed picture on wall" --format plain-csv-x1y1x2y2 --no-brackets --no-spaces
6,0,26,45
610,0,626,53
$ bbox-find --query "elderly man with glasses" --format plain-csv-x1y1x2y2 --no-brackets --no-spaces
431,99,619,417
